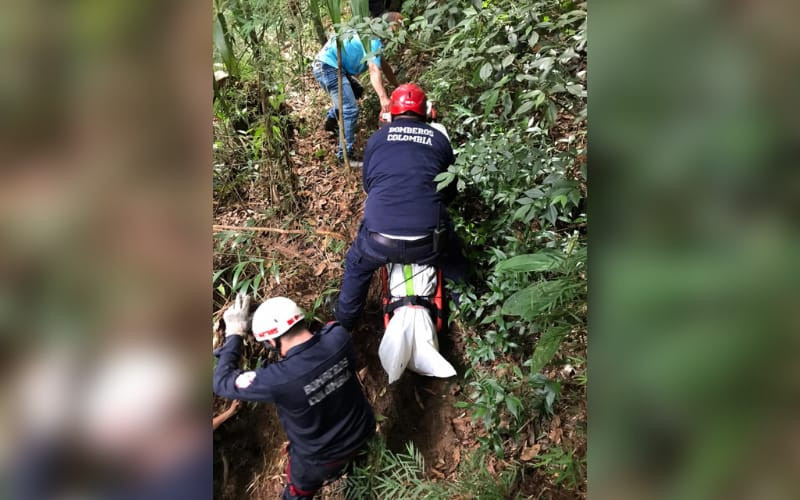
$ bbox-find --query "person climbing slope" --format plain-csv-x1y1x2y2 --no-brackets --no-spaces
334,83,469,331
312,12,402,166
213,293,374,499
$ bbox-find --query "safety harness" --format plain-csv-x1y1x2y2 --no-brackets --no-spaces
380,264,445,333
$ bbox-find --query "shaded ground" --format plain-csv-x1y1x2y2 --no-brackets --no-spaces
212,74,586,499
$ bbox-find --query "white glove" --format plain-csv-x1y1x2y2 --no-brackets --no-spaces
223,293,251,336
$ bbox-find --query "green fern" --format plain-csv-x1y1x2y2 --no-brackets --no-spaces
342,438,519,499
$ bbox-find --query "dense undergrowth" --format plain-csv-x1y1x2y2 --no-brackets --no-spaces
394,0,588,490
213,0,586,497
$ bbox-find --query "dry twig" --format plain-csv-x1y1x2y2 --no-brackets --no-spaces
213,224,345,240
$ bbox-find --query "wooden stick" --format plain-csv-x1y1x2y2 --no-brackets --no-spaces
213,224,345,240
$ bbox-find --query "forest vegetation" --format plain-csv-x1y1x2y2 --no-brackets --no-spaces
212,0,586,497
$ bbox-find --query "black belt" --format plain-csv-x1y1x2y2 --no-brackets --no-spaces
368,231,433,248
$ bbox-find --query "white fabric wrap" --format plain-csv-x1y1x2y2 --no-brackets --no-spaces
430,122,450,141
378,264,457,383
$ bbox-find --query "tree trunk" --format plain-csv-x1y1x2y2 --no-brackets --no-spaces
309,0,328,46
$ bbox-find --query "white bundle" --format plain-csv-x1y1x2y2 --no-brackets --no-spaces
378,264,457,383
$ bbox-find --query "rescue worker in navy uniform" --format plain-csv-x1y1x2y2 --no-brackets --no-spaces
213,293,375,499
335,83,469,331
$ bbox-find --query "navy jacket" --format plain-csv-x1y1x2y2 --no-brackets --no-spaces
362,118,456,235
213,323,375,461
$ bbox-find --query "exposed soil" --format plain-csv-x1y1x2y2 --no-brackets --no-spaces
212,73,586,499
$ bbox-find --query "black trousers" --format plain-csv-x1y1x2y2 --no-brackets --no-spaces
282,445,365,499
335,223,469,331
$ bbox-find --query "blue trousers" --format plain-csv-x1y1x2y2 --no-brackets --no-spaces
312,60,358,159
335,223,469,331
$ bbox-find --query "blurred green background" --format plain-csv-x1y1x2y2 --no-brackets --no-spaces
590,0,800,498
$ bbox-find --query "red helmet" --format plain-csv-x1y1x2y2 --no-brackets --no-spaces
389,83,427,117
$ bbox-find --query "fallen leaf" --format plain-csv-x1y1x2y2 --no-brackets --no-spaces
549,415,563,444
313,262,327,276
520,443,541,461
452,447,461,469
451,416,471,436
549,426,563,445
487,456,496,475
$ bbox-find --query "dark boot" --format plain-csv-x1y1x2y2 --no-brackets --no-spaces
323,115,338,133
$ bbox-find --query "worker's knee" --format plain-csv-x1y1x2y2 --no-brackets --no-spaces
342,103,359,121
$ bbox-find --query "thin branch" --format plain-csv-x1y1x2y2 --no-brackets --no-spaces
213,224,345,239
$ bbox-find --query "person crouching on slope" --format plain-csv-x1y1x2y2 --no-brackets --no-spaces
213,293,375,499
334,83,469,331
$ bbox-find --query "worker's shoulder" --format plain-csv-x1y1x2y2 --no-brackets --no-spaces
318,321,350,338
366,124,391,146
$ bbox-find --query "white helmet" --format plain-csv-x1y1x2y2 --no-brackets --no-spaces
251,297,305,341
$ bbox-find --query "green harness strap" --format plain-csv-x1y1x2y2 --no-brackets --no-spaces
403,264,415,297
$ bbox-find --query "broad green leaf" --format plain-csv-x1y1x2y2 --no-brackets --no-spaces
350,0,370,52
349,0,369,19
494,74,512,88
487,45,507,54
502,53,515,67
551,194,570,207
326,0,341,25
434,171,455,191
231,261,246,290
505,394,521,420
496,251,564,273
546,100,558,124
483,89,499,117
525,187,545,198
479,62,493,81
512,204,531,221
566,83,584,96
544,204,558,225
528,325,570,373
212,268,226,284
501,279,564,318
514,99,536,116
213,13,236,76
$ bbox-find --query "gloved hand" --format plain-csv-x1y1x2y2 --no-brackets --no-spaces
223,293,251,336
